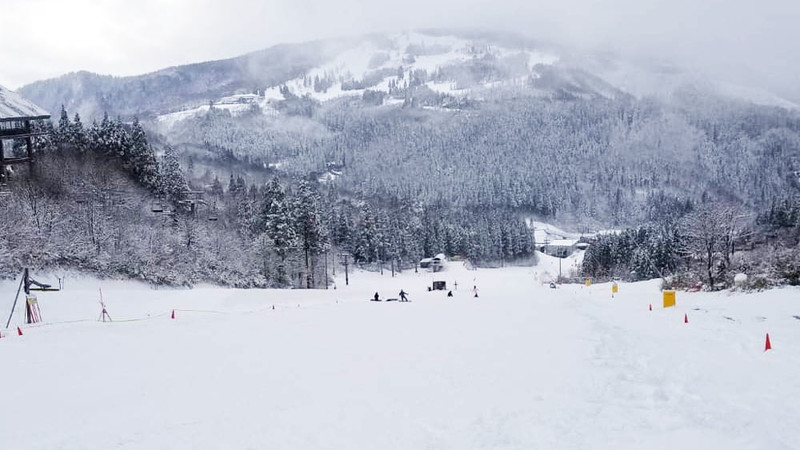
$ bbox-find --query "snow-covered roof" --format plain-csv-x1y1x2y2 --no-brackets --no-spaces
0,85,50,121
546,239,579,247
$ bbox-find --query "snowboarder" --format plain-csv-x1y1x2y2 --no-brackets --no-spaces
472,285,479,298
399,289,409,302
447,290,453,297
373,292,380,302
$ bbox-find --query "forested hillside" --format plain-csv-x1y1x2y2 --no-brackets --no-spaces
8,30,800,289
167,86,800,226
1,108,536,286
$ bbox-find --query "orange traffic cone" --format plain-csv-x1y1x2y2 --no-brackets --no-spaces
17,326,23,336
765,333,772,351
684,313,688,323
171,310,175,320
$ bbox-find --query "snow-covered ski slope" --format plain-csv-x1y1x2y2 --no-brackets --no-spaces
2,255,799,449
156,31,560,129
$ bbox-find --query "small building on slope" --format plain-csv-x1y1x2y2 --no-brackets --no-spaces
543,239,579,258
0,85,51,183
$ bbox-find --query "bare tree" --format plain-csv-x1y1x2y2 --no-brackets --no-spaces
679,204,751,289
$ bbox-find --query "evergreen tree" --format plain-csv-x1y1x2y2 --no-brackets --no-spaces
53,106,72,150
160,145,189,204
257,177,296,285
210,176,224,200
68,113,88,150
292,180,329,287
127,118,160,191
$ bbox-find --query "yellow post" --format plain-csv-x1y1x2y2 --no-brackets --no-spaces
663,290,676,308
585,278,592,287
612,282,618,294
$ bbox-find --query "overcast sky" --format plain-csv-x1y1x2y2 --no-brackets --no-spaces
2,0,798,99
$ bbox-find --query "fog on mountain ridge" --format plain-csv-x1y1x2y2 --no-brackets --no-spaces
2,0,798,102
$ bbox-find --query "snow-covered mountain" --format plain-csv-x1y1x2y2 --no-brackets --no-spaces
13,29,800,232
19,29,797,125
153,31,573,130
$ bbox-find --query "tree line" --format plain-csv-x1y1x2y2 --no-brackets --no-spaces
167,86,800,232
581,197,800,289
0,108,536,286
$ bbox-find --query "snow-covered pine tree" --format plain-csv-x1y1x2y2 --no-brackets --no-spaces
127,118,160,192
160,145,190,205
292,180,329,288
68,113,88,150
256,177,297,285
210,176,224,200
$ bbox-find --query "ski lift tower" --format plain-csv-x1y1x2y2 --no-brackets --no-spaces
0,85,51,184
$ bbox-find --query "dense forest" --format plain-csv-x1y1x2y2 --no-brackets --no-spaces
167,86,800,229
0,108,536,287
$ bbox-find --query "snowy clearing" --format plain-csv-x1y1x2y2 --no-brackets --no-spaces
2,255,799,449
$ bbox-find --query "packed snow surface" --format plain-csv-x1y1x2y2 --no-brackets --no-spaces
2,254,799,449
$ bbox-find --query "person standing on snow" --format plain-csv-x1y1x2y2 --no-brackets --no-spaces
472,285,479,298
399,289,409,302
373,292,380,302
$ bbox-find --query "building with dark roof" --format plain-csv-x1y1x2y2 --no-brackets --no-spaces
0,85,51,183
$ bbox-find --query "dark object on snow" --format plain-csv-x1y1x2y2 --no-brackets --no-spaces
372,292,380,302
549,282,557,289
432,281,446,291
399,290,409,302
447,290,453,297
472,285,479,298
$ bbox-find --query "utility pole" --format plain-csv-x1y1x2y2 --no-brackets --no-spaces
341,253,350,286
